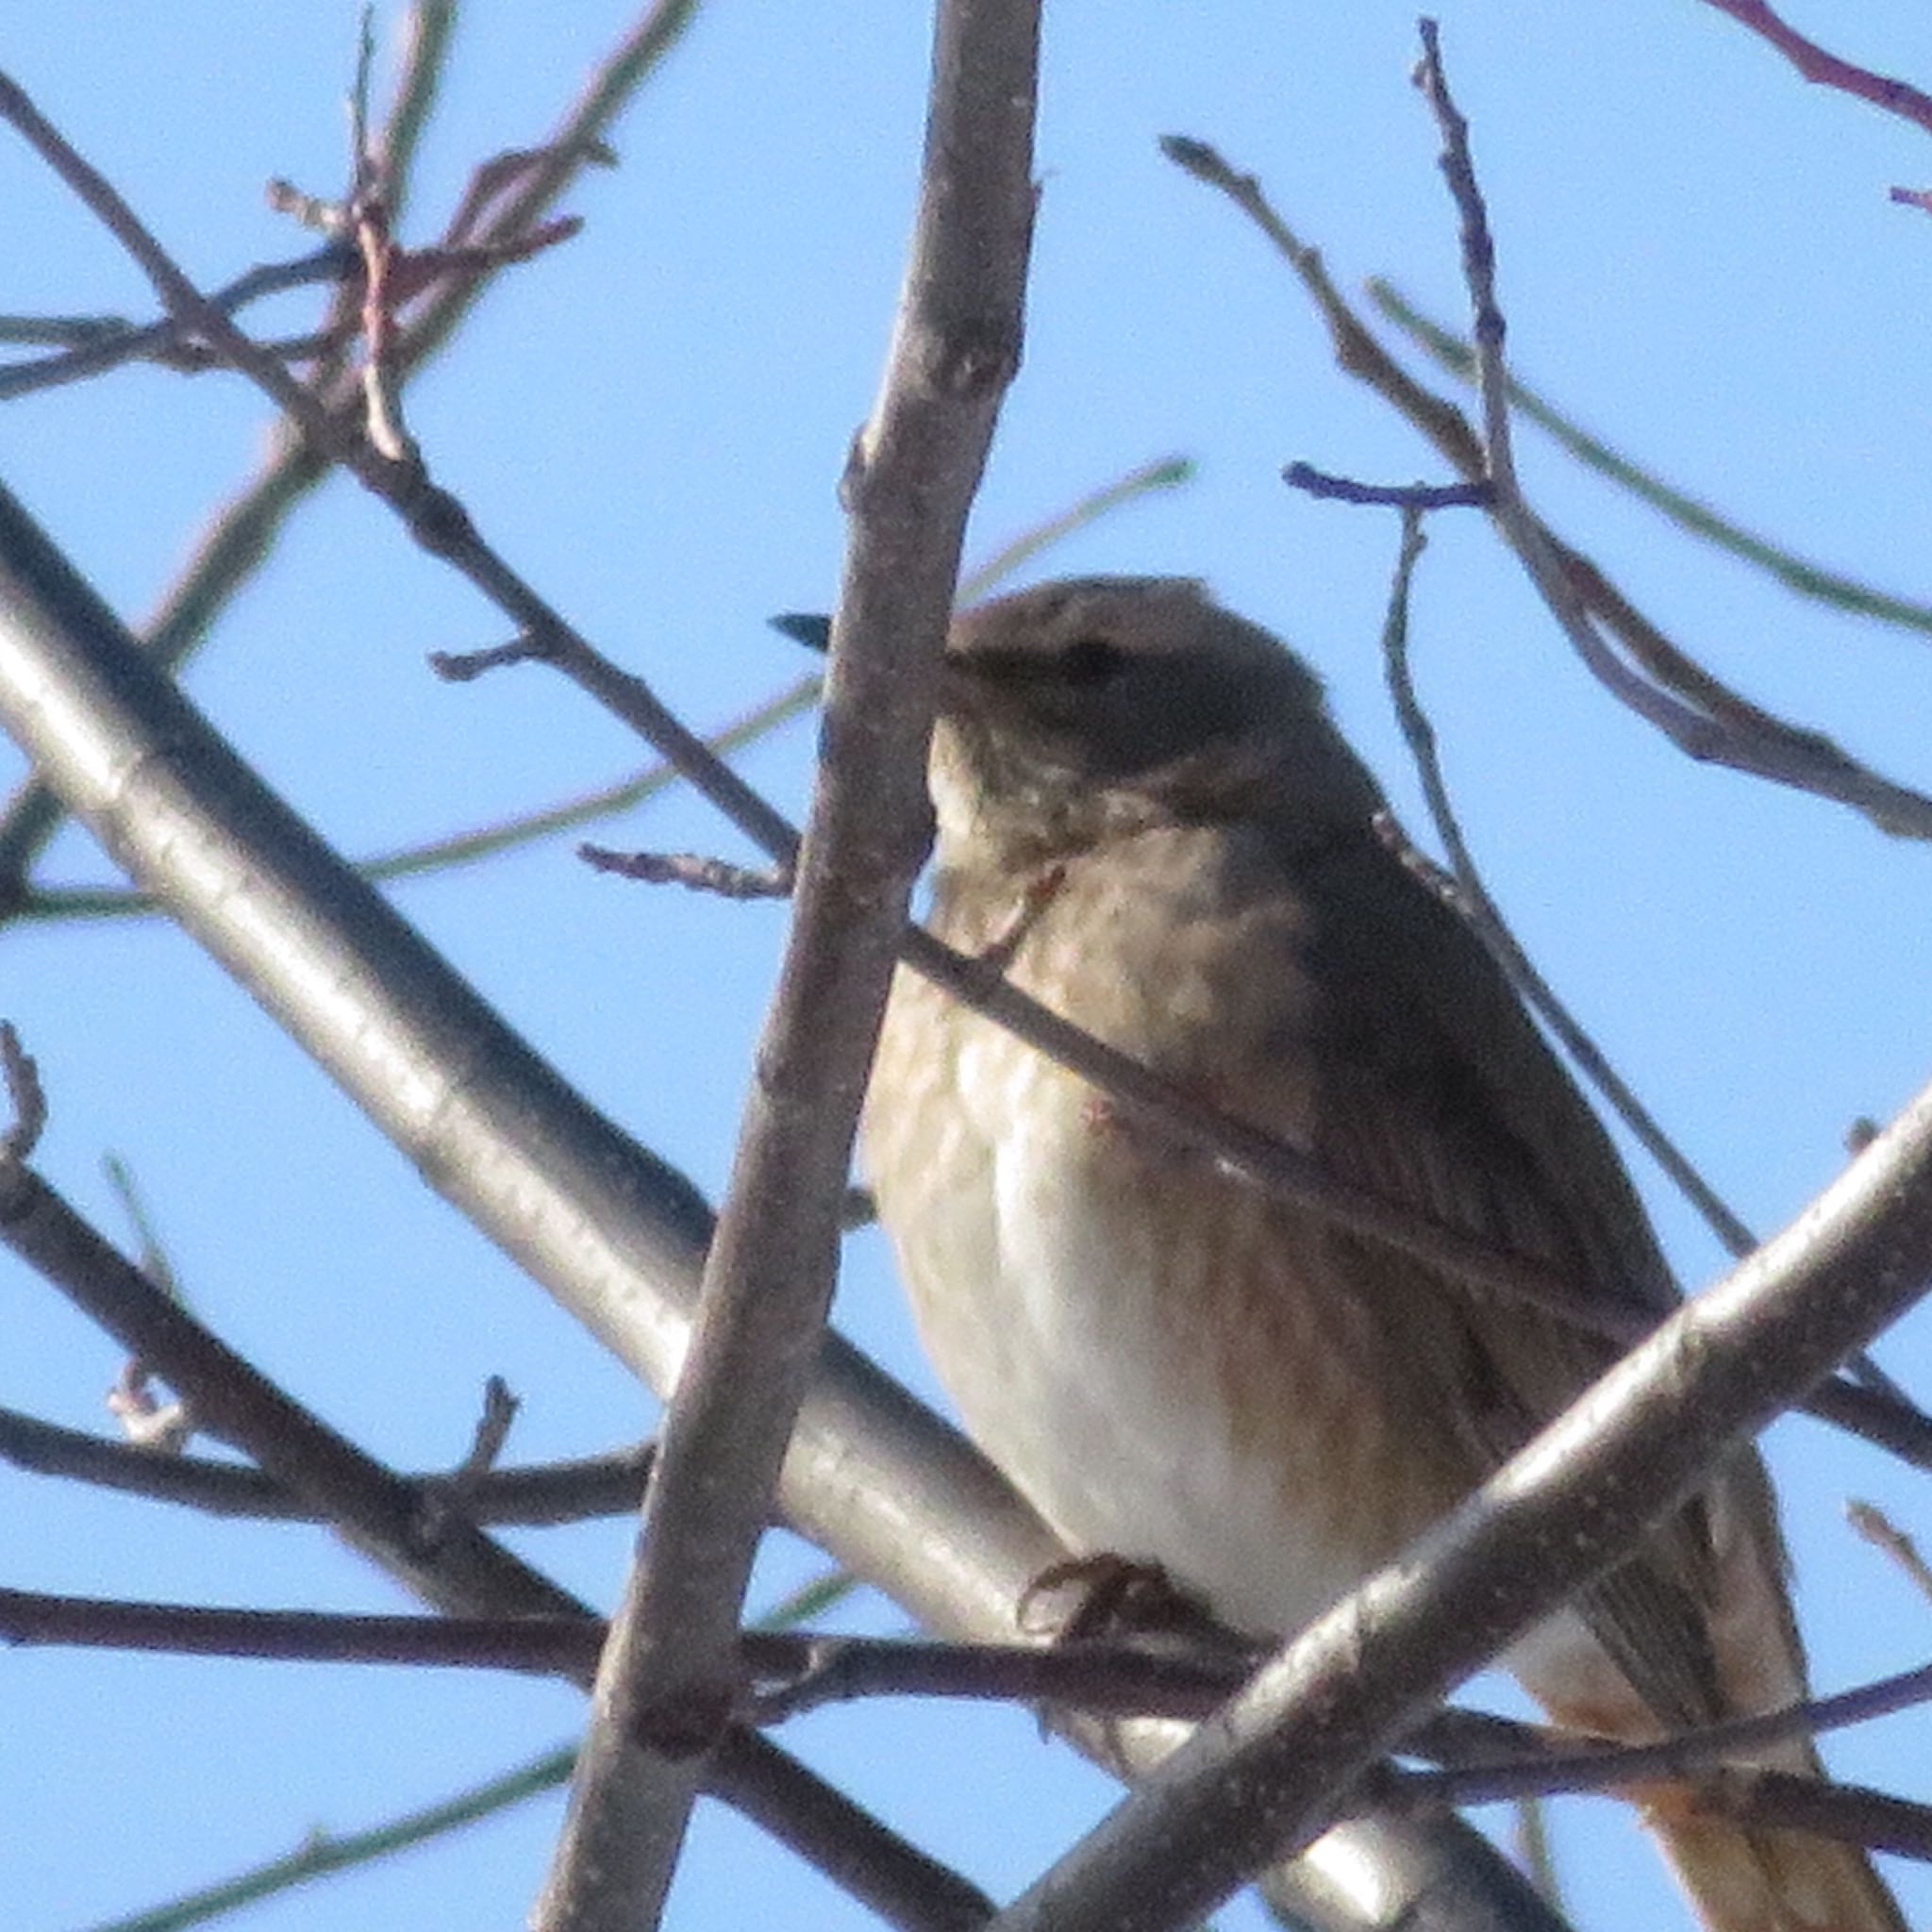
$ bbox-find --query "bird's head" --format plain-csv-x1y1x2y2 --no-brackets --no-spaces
931,575,1381,866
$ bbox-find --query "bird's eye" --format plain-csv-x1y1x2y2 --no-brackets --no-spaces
1057,634,1126,683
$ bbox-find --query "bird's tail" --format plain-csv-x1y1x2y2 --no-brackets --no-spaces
1638,1781,1906,1932
1512,1457,1907,1932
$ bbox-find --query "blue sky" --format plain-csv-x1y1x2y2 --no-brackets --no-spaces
4,5,1931,1929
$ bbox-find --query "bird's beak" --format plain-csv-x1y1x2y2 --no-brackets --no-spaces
769,611,833,654
770,608,976,713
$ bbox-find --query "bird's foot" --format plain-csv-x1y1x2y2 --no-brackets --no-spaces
1016,1551,1220,1649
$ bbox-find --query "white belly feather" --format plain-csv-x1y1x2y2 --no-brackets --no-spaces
870,994,1374,1641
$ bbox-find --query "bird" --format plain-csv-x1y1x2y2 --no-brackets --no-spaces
859,575,1904,1932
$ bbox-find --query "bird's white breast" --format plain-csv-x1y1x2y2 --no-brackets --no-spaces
864,964,1374,1642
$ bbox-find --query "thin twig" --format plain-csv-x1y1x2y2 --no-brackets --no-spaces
0,1403,656,1524
0,247,357,400
1376,531,1909,1402
14,448,1185,923
1411,22,1924,1414
1402,1657,1932,1807
12,1577,1930,1837
0,1590,1240,1718
1848,1500,1932,1607
1416,18,1664,778
1696,0,1932,139
372,0,458,228
578,846,792,900
0,72,384,472
1367,281,1932,640
0,1144,983,1930
0,0,701,913
101,1151,181,1297
1285,462,1492,509
1160,131,1932,841
417,1374,521,1539
1381,511,1760,1248
1511,1797,1563,1914
1,66,816,881
428,636,550,679
0,1153,599,1617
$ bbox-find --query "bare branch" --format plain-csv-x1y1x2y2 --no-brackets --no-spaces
532,3,1041,1924
1696,0,1932,140
0,247,355,400
1405,1657,1932,1809
0,0,700,912
12,1580,1926,1867
1374,527,1908,1404
578,845,793,900
2,458,1920,1491
371,0,458,226
15,452,1182,922
0,1403,655,1524
0,1127,984,1929
977,1067,1932,1930
0,461,1589,1932
0,1151,593,1617
1160,131,1932,841
1366,281,1932,640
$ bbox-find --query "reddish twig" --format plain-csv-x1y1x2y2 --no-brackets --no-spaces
1697,1,1932,139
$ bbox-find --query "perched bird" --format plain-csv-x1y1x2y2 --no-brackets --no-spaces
860,576,1903,1932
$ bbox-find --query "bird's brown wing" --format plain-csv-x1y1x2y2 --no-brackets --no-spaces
1229,824,1793,1734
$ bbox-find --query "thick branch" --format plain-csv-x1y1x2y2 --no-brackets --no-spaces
0,1173,981,1932
530,6,1040,1926
0,0,700,910
978,1078,1932,1931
